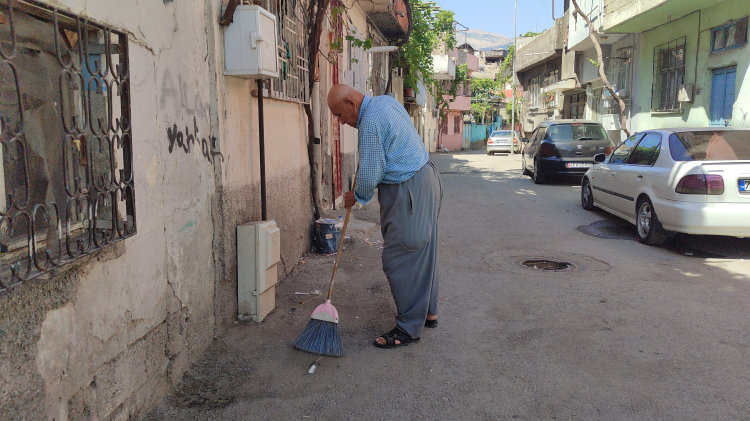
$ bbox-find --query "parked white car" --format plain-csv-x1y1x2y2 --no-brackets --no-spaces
486,130,516,155
581,128,750,245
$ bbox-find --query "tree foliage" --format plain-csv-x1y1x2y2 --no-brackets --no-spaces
521,30,544,37
395,0,456,91
470,78,503,122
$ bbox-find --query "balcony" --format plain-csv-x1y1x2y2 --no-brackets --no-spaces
433,55,456,80
603,0,724,33
359,0,410,41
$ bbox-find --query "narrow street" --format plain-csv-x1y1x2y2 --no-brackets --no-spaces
148,151,750,421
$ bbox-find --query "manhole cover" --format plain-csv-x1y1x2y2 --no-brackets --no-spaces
521,259,574,271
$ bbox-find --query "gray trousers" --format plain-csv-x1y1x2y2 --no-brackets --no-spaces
378,161,443,338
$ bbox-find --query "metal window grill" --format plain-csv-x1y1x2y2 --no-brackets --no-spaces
368,28,388,96
261,0,309,103
652,37,685,112
0,0,135,291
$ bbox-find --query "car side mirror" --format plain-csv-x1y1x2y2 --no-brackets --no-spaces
522,138,530,144
594,153,607,163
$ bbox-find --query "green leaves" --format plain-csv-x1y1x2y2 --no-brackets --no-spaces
396,0,457,94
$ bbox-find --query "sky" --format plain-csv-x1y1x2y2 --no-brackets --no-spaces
436,0,567,39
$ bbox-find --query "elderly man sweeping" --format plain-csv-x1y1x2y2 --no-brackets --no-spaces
327,84,443,349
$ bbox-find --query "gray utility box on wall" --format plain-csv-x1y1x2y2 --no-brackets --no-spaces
223,4,279,79
237,221,281,322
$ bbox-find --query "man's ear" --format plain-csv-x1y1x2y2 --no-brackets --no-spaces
346,97,357,110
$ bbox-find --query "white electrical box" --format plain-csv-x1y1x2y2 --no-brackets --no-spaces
223,5,279,79
237,220,281,322
678,84,694,102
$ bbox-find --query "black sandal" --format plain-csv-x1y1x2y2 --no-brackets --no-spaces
373,327,420,349
425,319,438,329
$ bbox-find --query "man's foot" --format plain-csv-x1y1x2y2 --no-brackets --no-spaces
373,327,420,348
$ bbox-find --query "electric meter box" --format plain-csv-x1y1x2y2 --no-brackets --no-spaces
237,220,281,322
223,5,279,79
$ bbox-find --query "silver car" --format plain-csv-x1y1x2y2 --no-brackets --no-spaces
487,130,516,155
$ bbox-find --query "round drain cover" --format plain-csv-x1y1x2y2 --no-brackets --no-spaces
521,259,573,271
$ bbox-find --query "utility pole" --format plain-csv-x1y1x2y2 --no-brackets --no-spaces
511,0,517,155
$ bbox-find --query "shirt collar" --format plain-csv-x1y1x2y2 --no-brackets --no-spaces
357,95,372,129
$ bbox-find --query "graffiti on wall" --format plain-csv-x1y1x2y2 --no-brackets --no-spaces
160,69,205,115
166,116,214,163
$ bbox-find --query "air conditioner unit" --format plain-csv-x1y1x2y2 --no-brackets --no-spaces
223,5,279,79
432,109,439,118
237,221,281,322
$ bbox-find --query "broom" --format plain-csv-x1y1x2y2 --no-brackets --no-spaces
294,165,359,357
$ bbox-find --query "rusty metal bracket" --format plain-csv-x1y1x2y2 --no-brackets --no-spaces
220,0,240,26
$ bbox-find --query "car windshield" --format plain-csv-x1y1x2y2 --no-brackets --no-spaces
491,131,512,137
547,124,608,142
670,130,750,161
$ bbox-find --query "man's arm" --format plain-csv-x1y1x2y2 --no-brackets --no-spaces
353,121,385,204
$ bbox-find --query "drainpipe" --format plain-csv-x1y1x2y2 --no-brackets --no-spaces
257,79,267,221
312,81,323,200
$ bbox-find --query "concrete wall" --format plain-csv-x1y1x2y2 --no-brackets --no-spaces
631,2,750,130
1,1,220,419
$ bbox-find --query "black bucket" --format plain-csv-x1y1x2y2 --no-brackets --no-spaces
315,218,342,254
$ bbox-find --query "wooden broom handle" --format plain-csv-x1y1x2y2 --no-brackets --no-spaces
327,163,359,300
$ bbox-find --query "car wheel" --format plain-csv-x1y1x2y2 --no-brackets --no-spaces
636,197,668,246
533,159,546,184
487,151,492,156
522,156,532,176
581,177,595,210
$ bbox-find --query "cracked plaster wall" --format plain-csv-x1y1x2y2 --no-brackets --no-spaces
0,0,219,419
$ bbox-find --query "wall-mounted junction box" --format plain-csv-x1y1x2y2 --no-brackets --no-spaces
223,5,279,79
237,220,281,322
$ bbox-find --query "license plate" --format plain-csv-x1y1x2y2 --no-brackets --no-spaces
566,162,593,168
740,179,750,192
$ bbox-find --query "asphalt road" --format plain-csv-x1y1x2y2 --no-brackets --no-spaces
149,150,750,421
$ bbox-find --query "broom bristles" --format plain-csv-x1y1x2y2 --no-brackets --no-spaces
294,319,344,357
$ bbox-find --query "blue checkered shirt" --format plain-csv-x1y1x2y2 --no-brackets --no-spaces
354,95,429,204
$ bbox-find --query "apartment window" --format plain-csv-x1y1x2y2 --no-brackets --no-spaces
608,47,632,93
711,17,748,54
0,2,136,289
441,118,448,135
528,76,541,109
453,115,462,134
542,70,558,88
262,0,310,103
652,37,686,112
368,29,388,96
568,93,586,119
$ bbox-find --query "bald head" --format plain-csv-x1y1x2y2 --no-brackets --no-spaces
327,84,365,128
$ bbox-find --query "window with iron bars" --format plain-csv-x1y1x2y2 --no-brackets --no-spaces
453,115,462,134
0,1,135,290
652,37,686,112
260,0,310,103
